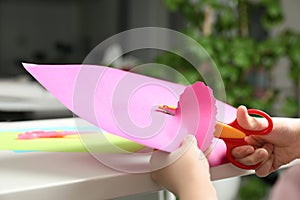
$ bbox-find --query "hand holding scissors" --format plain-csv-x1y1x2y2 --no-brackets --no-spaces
215,109,273,170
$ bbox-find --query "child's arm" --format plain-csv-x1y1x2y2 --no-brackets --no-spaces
150,135,217,200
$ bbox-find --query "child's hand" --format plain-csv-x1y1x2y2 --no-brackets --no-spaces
231,106,300,177
150,135,217,200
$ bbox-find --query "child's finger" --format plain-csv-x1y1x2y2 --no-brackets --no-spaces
234,148,268,166
231,145,255,159
236,105,268,131
255,156,274,177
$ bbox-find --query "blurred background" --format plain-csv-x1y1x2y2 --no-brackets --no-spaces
0,0,300,199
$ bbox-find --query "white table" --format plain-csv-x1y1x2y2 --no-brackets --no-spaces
0,79,71,119
0,118,254,200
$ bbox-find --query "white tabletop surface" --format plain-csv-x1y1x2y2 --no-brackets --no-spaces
0,117,258,200
0,79,68,112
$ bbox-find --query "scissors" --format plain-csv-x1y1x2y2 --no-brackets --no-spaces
215,109,273,169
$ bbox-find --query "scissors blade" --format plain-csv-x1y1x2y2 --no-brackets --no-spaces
214,122,246,139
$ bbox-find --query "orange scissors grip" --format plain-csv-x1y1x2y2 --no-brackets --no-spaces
216,109,273,170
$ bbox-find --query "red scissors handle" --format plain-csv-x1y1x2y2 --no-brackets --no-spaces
220,109,273,170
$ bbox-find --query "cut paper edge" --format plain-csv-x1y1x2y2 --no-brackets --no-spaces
177,82,217,152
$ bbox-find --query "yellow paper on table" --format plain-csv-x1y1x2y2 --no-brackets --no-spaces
0,131,144,153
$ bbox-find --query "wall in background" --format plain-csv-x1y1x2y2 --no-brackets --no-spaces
0,0,118,77
271,0,300,116
282,0,300,32
0,0,183,78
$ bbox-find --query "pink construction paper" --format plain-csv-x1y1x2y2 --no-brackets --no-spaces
23,63,237,166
